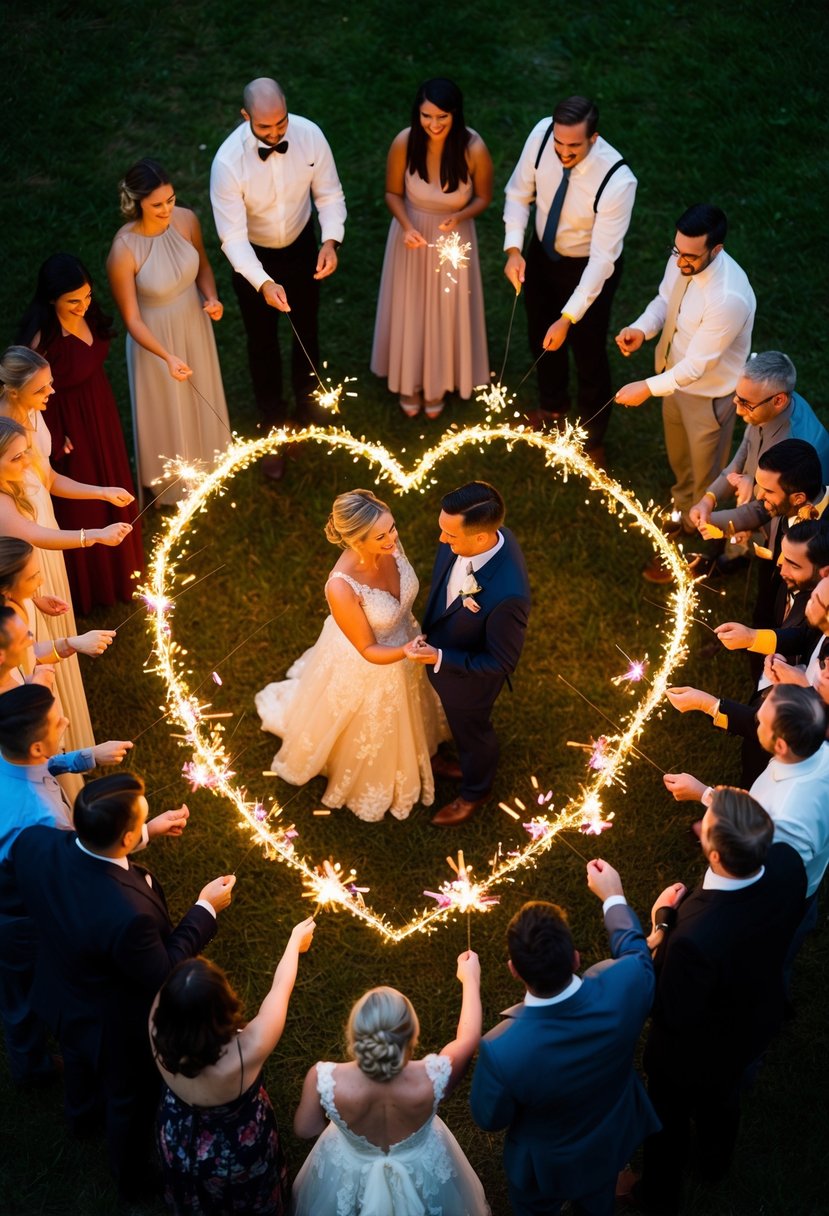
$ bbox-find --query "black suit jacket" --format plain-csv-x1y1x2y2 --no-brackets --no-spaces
12,826,216,1063
422,527,531,710
644,843,806,1090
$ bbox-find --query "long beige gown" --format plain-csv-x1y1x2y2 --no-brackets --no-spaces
117,223,231,505
20,411,96,798
370,163,489,403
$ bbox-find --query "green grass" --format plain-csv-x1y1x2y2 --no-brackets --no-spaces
2,1,829,1212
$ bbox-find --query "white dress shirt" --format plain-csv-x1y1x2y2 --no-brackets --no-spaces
503,123,636,323
210,115,347,291
524,974,583,1006
702,866,764,891
632,250,755,399
750,743,829,897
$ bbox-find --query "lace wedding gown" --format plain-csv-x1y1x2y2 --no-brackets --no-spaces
255,547,448,822
292,1055,490,1216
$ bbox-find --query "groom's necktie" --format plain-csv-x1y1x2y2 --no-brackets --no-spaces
654,274,690,373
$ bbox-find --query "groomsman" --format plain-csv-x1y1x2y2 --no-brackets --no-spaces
615,204,755,581
503,95,637,462
211,76,346,479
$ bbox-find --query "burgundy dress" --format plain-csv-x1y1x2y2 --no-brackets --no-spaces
41,329,144,613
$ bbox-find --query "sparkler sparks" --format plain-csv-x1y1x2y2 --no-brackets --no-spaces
434,230,471,271
141,414,697,942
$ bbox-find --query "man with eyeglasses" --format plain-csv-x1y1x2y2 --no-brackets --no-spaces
689,352,829,547
615,205,755,580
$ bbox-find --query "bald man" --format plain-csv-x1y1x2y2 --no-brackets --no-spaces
211,77,347,477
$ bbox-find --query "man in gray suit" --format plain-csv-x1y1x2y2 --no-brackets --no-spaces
469,860,658,1216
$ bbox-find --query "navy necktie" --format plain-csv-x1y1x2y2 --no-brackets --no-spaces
258,142,288,160
541,168,571,260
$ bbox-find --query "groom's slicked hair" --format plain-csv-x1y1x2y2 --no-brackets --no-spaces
442,481,505,530
507,901,575,996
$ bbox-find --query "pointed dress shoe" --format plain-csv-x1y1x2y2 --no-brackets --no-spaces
431,796,487,826
431,754,463,780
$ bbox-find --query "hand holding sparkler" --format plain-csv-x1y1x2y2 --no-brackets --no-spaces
542,316,572,352
147,804,190,839
504,249,525,295
198,873,236,913
714,621,757,650
261,280,291,312
91,739,133,766
663,772,709,803
585,858,624,902
403,227,428,248
666,686,720,715
614,380,651,407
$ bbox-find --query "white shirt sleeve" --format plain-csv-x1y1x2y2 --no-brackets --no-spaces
562,175,637,323
503,120,550,252
646,289,753,397
210,153,271,291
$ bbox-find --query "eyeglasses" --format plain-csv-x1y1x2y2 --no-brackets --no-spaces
733,391,779,412
668,244,708,264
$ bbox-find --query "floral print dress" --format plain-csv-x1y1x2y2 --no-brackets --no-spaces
156,1048,288,1216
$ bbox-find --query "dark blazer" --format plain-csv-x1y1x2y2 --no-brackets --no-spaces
12,826,216,1062
470,904,659,1204
422,527,530,710
645,842,806,1090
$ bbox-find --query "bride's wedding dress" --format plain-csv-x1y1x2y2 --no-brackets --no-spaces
255,546,448,822
291,1055,490,1216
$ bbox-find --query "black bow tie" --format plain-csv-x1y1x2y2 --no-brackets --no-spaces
258,141,289,160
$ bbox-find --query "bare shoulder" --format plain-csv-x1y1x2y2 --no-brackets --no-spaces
390,128,411,152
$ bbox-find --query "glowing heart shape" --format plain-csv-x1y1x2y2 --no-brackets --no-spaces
143,421,696,943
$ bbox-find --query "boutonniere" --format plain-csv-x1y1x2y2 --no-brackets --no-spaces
459,571,482,597
795,504,820,522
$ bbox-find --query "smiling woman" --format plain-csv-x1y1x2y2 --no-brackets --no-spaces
255,487,449,822
106,157,231,506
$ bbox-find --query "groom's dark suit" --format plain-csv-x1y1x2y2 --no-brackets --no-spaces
422,527,530,799
12,825,216,1188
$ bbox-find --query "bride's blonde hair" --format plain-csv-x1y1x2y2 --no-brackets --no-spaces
325,489,389,550
0,417,37,520
346,986,419,1083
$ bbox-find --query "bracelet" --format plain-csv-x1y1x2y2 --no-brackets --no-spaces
80,528,87,548
653,905,677,933
703,491,717,505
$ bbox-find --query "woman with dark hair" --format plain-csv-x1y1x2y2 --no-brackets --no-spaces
150,918,315,1216
16,253,143,611
106,157,231,505
292,952,488,1214
371,78,492,419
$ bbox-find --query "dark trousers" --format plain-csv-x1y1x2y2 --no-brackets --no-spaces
439,697,500,801
523,234,623,446
231,219,321,427
0,913,52,1084
508,1177,616,1216
62,1026,159,1191
638,1068,741,1214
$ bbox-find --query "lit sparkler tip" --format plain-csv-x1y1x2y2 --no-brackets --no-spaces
611,658,648,686
434,230,471,271
211,671,223,685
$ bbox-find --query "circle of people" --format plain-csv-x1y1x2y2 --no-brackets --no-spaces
1,75,829,1216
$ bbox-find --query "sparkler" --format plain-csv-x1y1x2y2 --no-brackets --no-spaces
142,415,696,942
612,645,650,687
433,230,471,271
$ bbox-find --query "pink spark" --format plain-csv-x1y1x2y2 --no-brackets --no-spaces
612,658,647,686
424,889,453,908
212,671,223,685
588,736,609,771
523,819,552,842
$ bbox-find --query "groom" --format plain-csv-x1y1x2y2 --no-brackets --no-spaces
406,482,531,825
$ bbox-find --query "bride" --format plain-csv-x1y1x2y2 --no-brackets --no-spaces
291,953,489,1215
255,488,448,821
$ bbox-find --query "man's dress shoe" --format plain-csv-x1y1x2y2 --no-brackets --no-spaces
431,796,487,826
431,754,463,780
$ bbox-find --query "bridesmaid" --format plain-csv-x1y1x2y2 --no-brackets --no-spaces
107,157,231,505
370,78,492,420
0,402,129,780
17,253,144,612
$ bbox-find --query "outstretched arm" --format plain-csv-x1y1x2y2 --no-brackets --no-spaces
439,951,482,1093
239,918,316,1073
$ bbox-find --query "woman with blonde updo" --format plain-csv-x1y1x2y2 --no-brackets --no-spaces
292,954,489,1215
255,488,448,821
106,157,230,504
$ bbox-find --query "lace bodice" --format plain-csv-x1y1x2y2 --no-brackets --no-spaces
315,1055,451,1157
327,547,419,646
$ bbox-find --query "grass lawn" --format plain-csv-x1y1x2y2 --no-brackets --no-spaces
2,1,829,1213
